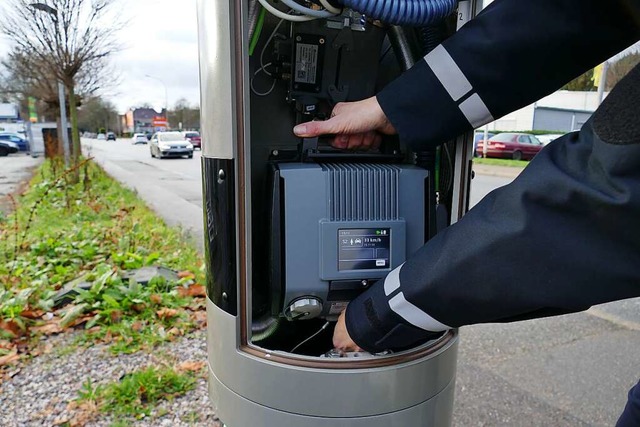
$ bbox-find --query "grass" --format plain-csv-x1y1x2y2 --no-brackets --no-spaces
473,157,530,168
0,158,205,363
78,365,196,419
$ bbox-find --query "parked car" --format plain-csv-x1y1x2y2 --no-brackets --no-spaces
182,131,201,150
536,133,564,146
106,132,116,141
97,133,107,141
473,131,495,157
0,132,29,151
476,133,544,160
131,133,148,145
0,140,19,156
149,132,194,159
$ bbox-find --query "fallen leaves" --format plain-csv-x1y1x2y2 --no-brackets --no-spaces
0,348,19,367
177,284,206,298
0,319,25,338
177,360,206,373
156,308,179,320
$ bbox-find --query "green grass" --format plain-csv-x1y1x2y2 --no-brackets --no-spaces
0,158,205,356
473,157,530,168
78,366,196,419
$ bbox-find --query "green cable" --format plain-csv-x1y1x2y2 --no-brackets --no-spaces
249,6,267,56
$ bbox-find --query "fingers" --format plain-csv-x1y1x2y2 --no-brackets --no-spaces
293,117,337,138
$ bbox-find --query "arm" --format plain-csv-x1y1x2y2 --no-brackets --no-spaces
345,64,640,352
377,0,640,148
296,0,640,149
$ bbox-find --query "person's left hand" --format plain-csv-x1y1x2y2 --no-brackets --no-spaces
333,309,362,352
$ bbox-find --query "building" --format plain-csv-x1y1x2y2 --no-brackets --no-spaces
0,103,20,121
123,107,168,134
485,91,608,133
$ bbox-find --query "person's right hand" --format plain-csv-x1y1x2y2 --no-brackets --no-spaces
293,96,397,150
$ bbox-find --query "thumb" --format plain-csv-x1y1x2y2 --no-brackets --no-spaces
293,118,339,138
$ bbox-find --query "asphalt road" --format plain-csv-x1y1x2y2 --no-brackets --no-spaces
83,138,639,426
0,153,42,214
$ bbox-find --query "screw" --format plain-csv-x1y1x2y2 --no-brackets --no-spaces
272,150,279,156
296,36,302,42
222,292,228,301
361,280,368,287
218,169,226,182
319,38,325,44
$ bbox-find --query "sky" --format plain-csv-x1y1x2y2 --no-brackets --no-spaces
0,0,200,114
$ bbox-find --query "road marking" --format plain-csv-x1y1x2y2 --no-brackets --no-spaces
587,307,640,331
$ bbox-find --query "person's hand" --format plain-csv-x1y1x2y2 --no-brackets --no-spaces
293,96,396,150
332,309,362,352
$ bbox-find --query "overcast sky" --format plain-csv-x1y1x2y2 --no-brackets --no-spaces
0,0,200,114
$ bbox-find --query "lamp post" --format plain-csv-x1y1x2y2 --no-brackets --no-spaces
29,3,70,166
144,74,169,122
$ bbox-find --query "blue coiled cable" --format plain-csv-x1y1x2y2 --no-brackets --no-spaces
337,0,457,26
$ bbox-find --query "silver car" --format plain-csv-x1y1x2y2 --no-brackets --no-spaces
150,132,194,159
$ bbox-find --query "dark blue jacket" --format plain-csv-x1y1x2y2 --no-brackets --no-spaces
345,0,640,353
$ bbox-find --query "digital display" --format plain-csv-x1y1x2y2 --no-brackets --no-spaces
338,228,391,271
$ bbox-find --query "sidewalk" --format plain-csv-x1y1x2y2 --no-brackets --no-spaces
0,154,43,214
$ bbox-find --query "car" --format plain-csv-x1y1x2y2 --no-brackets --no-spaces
182,131,202,150
0,132,29,151
106,132,116,141
0,140,19,156
475,132,544,160
131,133,148,145
536,133,564,146
473,131,495,157
149,131,194,159
97,133,107,141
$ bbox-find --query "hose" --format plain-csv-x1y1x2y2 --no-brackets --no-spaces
252,315,281,342
280,0,338,18
336,0,456,26
388,26,417,71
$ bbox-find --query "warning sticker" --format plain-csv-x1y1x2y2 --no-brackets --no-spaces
295,43,319,85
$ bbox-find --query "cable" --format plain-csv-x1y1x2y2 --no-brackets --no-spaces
339,0,457,26
279,0,337,18
259,18,285,77
257,0,317,22
291,321,330,353
249,6,267,56
319,0,342,14
251,63,278,96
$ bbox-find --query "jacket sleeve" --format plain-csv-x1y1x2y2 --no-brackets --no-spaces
376,0,640,149
345,60,640,354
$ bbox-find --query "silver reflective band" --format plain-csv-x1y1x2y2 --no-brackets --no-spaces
459,93,494,128
383,263,403,296
424,45,472,102
388,292,450,332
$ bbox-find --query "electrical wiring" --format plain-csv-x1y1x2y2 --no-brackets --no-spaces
249,6,267,56
291,322,330,353
257,0,317,22
251,62,278,96
319,0,342,14
279,0,337,18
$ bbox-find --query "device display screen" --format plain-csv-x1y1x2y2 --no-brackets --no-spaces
338,228,391,271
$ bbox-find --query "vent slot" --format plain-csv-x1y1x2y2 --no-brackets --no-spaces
323,163,400,222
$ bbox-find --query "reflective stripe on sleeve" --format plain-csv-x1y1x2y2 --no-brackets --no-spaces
388,292,450,332
459,93,494,128
424,45,472,102
383,263,403,296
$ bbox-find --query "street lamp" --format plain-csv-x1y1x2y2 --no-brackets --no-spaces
144,74,169,120
29,3,70,166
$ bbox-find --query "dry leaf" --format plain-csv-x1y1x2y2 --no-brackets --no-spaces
32,321,63,335
177,271,195,279
190,311,207,328
156,308,179,319
150,294,162,304
20,309,44,320
177,284,206,298
177,360,206,373
0,320,24,338
0,349,20,367
131,321,143,332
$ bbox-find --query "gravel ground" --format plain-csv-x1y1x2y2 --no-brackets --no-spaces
0,329,220,427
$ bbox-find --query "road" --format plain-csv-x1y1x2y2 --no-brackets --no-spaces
0,153,42,214
84,138,639,426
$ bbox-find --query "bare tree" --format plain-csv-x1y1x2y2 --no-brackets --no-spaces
0,0,123,164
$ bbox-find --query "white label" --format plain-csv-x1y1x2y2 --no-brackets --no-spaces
376,259,386,267
295,43,319,85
